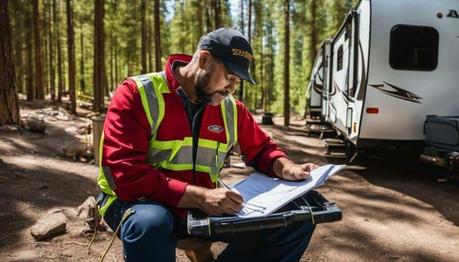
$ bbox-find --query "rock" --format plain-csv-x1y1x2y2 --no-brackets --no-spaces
56,113,70,121
62,142,93,159
23,116,46,134
77,196,97,222
31,211,67,240
0,125,18,131
77,123,91,135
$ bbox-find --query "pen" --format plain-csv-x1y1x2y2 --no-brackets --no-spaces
217,178,266,212
217,178,232,190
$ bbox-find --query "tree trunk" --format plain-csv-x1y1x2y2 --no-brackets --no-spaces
48,0,55,100
305,0,318,117
154,0,162,71
42,0,49,98
114,37,119,86
238,0,244,102
12,1,24,95
80,25,86,94
283,0,290,127
214,0,222,29
26,4,34,101
0,0,20,125
66,0,76,114
109,32,114,91
205,4,212,32
33,0,44,99
93,0,105,113
55,0,63,103
147,16,153,72
141,0,147,74
309,0,318,64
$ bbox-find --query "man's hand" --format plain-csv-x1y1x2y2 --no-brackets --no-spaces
273,157,319,181
201,188,243,215
177,185,243,215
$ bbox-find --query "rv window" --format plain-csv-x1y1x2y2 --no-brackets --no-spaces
390,25,439,71
337,45,344,71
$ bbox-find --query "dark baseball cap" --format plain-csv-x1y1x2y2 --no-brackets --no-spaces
198,28,256,85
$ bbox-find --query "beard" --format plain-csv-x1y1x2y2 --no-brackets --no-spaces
195,70,229,105
195,70,213,104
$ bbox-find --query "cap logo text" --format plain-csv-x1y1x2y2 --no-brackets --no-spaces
232,48,253,61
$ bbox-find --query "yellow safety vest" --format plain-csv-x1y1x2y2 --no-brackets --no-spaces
97,72,238,216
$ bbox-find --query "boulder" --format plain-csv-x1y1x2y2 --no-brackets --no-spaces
31,211,67,240
77,196,97,223
23,116,46,134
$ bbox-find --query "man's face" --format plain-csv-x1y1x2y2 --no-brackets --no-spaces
195,58,241,106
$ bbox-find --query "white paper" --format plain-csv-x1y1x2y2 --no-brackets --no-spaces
230,164,345,218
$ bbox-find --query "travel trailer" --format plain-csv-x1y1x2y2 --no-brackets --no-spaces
308,0,459,149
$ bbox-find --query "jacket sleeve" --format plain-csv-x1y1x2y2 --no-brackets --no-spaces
101,79,187,206
236,101,287,177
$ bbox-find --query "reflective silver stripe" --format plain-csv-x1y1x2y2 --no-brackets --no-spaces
195,147,227,167
138,75,160,134
148,148,172,163
102,166,117,191
148,145,227,167
159,71,167,84
170,146,193,164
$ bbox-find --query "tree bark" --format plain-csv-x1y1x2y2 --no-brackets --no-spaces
66,0,76,113
48,0,55,100
55,0,63,103
109,32,114,92
33,0,44,99
305,0,318,117
238,0,244,102
80,24,86,94
12,1,24,95
141,0,147,74
0,0,20,125
214,0,222,28
309,0,318,64
93,0,105,113
154,0,162,71
147,16,153,72
26,4,34,101
283,0,290,126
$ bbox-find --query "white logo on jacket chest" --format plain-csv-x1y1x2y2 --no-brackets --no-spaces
207,125,224,134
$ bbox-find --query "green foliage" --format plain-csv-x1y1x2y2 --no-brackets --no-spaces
9,0,355,117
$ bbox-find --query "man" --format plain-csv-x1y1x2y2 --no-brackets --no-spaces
97,28,317,262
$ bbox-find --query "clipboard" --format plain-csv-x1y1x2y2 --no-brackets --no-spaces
187,190,342,241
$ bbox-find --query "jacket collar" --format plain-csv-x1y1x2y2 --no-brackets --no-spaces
164,54,192,91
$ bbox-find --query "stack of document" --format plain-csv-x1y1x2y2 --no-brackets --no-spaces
230,164,345,218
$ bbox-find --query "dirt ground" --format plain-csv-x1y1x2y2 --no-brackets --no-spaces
1,101,458,262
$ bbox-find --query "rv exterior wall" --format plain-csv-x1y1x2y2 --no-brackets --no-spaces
360,0,459,143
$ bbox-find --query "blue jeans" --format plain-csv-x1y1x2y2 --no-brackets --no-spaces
104,199,315,262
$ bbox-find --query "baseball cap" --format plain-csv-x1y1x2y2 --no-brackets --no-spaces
198,28,256,85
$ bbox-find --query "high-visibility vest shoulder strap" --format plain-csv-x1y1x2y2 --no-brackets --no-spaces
130,72,169,138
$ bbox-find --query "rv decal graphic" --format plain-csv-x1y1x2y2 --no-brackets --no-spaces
313,64,324,94
356,41,367,101
313,83,323,94
369,82,422,104
333,81,355,103
447,9,459,19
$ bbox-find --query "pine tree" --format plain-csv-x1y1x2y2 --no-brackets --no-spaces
283,0,290,126
154,0,162,71
33,0,45,99
66,0,76,113
94,0,105,112
0,0,20,125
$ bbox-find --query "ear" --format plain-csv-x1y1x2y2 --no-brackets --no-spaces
198,50,212,70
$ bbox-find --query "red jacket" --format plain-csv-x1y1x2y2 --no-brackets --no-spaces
101,54,286,215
